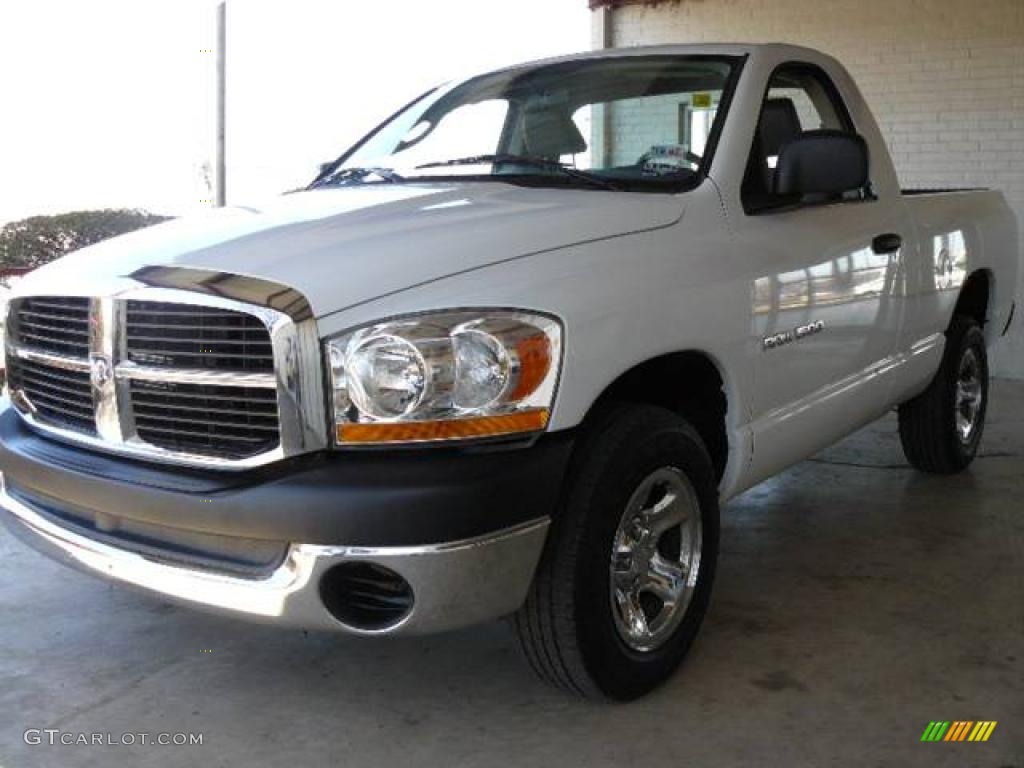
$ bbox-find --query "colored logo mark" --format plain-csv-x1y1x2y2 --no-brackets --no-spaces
921,721,997,742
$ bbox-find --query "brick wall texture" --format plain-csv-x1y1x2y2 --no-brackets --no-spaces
594,0,1024,377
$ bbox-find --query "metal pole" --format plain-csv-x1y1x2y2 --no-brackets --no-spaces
215,0,227,207
598,6,613,167
598,5,614,49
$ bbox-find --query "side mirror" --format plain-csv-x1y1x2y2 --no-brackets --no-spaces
774,130,868,197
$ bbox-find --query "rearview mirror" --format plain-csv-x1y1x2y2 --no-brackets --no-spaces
774,130,868,197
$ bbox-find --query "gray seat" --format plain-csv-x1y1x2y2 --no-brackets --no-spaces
520,106,587,160
742,97,803,206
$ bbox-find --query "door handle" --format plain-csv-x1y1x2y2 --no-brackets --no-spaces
872,233,902,254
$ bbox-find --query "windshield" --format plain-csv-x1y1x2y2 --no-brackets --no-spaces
317,55,739,193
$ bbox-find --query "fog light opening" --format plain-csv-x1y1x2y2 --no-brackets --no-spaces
319,562,414,631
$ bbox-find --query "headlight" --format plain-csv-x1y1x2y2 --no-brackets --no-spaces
326,310,561,445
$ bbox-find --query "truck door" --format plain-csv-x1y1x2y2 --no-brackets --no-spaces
731,63,911,480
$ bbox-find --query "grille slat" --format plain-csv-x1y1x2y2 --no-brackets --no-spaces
18,330,87,349
134,411,278,432
133,399,279,421
129,380,279,459
127,333,271,345
126,348,271,362
17,319,89,336
9,296,90,358
131,390,277,406
129,321,270,331
20,372,93,400
24,391,94,418
9,369,95,434
126,307,253,318
18,298,90,313
132,423,274,443
17,363,92,388
16,309,89,324
125,301,273,373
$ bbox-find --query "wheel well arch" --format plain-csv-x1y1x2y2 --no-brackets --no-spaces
953,269,992,328
587,351,730,481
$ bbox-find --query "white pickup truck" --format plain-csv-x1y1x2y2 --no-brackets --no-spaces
1,44,1018,700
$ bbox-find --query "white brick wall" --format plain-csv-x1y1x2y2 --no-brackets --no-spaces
607,94,685,165
594,0,1024,378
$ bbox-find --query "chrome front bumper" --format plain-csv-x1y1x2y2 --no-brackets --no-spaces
0,473,549,635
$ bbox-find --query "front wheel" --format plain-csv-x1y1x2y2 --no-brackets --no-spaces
898,315,989,474
514,404,719,700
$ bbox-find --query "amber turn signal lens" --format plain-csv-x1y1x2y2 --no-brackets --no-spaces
508,333,551,401
337,408,549,444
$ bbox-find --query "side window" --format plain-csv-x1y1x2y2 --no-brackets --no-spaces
742,64,865,212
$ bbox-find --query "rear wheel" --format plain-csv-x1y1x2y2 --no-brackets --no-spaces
898,315,988,474
514,404,719,700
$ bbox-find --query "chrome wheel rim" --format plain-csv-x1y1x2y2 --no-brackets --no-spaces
609,466,702,653
955,348,983,444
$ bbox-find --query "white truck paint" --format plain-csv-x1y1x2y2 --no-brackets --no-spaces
31,43,1013,499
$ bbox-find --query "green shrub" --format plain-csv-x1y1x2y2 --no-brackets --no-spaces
0,209,171,269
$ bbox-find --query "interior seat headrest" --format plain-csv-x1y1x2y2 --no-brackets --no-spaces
521,106,587,159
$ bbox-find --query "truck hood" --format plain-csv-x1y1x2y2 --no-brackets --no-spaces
23,182,684,317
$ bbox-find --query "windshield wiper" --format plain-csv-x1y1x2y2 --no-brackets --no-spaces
311,166,405,188
415,154,621,191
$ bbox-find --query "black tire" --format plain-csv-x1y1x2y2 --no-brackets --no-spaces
898,315,988,474
514,404,720,701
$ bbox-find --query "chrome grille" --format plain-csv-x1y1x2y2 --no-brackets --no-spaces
0,283,329,469
5,358,95,435
9,297,90,357
126,301,274,372
130,380,279,459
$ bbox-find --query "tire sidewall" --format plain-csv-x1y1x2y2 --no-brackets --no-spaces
571,412,720,699
945,321,989,465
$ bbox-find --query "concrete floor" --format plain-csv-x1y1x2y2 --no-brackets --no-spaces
1,383,1022,768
